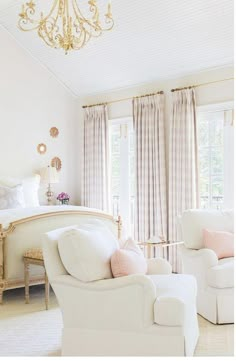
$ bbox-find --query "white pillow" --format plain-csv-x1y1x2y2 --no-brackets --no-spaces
22,175,40,207
58,227,119,282
0,185,25,209
0,175,40,207
181,209,234,249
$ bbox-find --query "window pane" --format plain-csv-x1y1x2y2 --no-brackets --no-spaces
198,108,226,210
198,119,209,145
199,148,209,175
211,176,223,209
211,147,223,175
209,115,224,146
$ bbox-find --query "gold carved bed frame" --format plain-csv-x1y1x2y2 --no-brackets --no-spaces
0,210,122,304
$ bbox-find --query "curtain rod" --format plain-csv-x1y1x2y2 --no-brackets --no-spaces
82,91,164,108
171,77,234,92
82,77,233,108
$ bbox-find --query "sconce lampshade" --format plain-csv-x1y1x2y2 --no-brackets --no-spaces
40,166,59,184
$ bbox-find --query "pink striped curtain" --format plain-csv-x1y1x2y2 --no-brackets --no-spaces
81,104,110,212
133,93,167,243
168,88,199,272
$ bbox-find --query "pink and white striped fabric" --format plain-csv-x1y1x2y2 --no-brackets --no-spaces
133,93,167,243
81,104,110,212
168,88,199,273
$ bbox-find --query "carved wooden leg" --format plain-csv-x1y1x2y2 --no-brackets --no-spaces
24,260,30,304
45,271,49,310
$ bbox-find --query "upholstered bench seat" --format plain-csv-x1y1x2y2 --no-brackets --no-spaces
149,274,197,327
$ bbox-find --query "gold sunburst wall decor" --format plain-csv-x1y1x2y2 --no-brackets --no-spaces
37,143,47,154
18,0,114,54
51,157,62,171
50,127,59,138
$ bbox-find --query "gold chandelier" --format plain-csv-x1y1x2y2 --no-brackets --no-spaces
18,0,114,54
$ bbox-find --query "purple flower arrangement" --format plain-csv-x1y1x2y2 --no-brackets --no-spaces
57,192,70,205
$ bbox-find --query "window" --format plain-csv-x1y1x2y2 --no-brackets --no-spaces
197,104,234,209
109,118,135,237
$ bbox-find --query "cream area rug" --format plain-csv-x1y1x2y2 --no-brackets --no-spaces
0,285,234,357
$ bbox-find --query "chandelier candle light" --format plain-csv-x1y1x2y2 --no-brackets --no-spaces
18,0,114,54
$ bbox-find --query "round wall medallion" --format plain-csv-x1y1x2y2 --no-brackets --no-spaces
50,127,59,138
37,143,47,154
51,157,62,172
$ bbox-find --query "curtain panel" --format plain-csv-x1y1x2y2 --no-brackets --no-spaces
133,93,167,243
168,88,199,272
81,104,110,212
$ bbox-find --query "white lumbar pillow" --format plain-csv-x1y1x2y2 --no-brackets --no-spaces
58,227,119,282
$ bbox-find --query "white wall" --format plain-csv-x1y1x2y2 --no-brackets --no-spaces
77,65,234,202
0,28,78,205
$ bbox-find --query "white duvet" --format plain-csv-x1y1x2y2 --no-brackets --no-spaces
0,205,108,229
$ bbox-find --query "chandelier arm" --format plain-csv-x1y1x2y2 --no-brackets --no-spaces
72,0,101,32
18,0,60,31
41,0,60,23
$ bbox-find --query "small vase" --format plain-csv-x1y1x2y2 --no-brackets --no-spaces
59,199,69,205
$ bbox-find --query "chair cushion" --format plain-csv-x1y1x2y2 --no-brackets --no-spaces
203,229,234,259
111,239,147,277
207,257,234,288
181,209,234,249
58,226,119,282
149,274,197,326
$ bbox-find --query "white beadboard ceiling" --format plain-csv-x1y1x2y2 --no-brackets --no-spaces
0,0,233,97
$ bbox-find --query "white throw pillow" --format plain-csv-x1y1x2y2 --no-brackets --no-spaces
22,175,40,207
0,185,25,209
0,174,40,207
181,209,234,249
58,227,119,282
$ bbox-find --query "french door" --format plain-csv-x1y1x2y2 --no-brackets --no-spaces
109,117,135,238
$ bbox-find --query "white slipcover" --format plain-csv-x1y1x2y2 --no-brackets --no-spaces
179,209,234,324
43,226,199,356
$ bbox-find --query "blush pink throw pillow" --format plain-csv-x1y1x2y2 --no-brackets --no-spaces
203,229,234,259
111,238,147,277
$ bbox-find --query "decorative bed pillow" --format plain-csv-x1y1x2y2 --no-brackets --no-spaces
0,185,25,209
0,174,40,207
58,227,119,282
111,238,147,278
203,229,234,259
22,175,40,207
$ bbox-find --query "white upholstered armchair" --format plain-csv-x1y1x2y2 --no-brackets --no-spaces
178,209,234,324
43,225,199,356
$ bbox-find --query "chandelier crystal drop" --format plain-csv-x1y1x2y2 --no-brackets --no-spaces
18,0,114,54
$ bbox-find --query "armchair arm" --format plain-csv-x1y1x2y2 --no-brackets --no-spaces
51,274,156,331
146,257,172,275
180,245,218,288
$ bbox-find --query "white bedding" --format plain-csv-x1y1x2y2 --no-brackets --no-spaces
0,205,109,229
